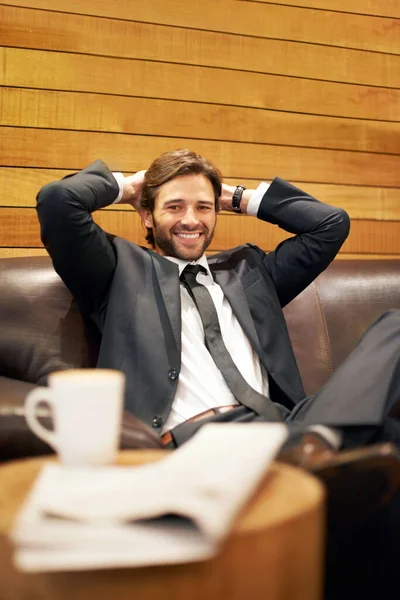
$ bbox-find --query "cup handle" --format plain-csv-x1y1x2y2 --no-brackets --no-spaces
24,387,58,450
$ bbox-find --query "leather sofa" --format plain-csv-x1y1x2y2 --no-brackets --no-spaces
1,255,400,461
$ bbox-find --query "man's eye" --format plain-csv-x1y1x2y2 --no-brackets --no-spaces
168,205,180,211
199,205,211,211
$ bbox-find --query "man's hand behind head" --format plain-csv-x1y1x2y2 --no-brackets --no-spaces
120,170,147,211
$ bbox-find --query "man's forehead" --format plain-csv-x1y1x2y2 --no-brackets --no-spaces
156,174,215,202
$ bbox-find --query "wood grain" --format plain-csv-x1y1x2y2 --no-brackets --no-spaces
334,253,400,260
0,207,145,248
1,207,399,254
0,248,397,260
1,5,399,88
0,167,130,211
2,87,400,155
0,248,48,258
1,0,399,53
2,126,400,187
2,48,400,122
247,0,400,19
2,168,399,221
0,0,398,259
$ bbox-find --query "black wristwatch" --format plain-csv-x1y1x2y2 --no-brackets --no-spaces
232,185,246,213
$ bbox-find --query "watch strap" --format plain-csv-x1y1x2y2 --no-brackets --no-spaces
232,185,246,213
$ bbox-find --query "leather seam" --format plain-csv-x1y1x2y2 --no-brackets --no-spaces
311,282,333,376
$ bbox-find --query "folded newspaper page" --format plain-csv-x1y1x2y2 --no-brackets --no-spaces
11,423,287,572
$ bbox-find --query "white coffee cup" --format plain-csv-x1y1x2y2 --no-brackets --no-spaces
24,369,125,466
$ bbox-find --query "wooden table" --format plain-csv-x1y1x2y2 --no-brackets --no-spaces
0,451,325,600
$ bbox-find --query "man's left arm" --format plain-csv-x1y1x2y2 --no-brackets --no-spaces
220,179,350,307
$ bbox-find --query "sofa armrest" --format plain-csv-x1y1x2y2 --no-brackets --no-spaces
0,375,38,409
0,377,53,461
0,376,54,461
0,376,162,462
0,377,52,461
0,412,54,462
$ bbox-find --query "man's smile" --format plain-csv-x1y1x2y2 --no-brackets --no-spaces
174,232,203,240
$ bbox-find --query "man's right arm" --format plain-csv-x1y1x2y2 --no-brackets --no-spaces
36,160,121,316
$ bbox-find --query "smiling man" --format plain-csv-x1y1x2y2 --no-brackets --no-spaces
36,148,400,593
36,149,400,457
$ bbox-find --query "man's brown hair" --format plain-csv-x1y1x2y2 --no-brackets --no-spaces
140,149,222,247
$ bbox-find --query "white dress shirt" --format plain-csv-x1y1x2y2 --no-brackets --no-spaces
162,254,270,432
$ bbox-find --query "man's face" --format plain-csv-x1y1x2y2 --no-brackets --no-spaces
141,174,217,261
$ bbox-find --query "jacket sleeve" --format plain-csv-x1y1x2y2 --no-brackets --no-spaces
254,177,350,307
36,160,119,316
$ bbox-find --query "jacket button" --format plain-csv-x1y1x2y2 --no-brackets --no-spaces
168,368,178,381
152,415,163,428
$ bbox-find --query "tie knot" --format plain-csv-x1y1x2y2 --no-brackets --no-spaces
180,264,206,281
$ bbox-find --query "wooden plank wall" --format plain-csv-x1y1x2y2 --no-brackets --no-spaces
0,0,399,259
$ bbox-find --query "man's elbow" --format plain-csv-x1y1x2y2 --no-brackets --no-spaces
36,182,69,243
36,181,64,212
330,207,351,244
338,208,351,240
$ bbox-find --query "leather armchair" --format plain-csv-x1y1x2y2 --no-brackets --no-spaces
1,256,399,460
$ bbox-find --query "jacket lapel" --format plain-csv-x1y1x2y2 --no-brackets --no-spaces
149,252,182,354
212,268,263,358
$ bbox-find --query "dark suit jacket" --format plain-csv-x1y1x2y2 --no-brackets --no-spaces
37,160,350,433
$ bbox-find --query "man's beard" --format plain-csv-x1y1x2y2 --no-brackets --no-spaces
152,222,215,261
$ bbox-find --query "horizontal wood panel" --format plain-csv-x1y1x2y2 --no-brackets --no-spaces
1,7,399,87
2,48,399,122
213,215,400,255
248,0,400,19
281,183,400,221
334,254,400,260
341,221,400,254
2,127,400,187
2,87,400,155
0,248,48,258
0,167,129,212
1,1,398,262
0,208,145,248
2,168,400,221
0,248,397,261
1,208,399,254
1,0,399,53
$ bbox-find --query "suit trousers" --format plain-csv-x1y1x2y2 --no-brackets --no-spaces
171,310,400,450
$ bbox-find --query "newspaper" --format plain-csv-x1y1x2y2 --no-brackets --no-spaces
11,423,287,573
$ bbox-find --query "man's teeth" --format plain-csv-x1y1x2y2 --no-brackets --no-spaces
176,233,200,239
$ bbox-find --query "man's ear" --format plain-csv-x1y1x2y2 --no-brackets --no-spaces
140,207,154,228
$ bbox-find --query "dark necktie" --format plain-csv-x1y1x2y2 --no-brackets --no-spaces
180,264,282,421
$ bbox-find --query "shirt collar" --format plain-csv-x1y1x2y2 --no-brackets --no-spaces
165,255,212,278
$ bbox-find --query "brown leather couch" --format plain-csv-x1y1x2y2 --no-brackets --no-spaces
1,255,400,461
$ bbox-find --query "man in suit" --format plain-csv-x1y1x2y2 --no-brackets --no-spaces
37,149,400,595
36,149,400,456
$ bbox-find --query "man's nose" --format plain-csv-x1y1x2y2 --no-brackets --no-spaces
180,207,200,227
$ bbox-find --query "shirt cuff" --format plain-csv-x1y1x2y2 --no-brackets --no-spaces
246,182,270,216
112,172,125,204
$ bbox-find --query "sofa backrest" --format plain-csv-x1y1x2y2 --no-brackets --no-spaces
0,256,99,386
283,260,400,395
0,256,399,394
